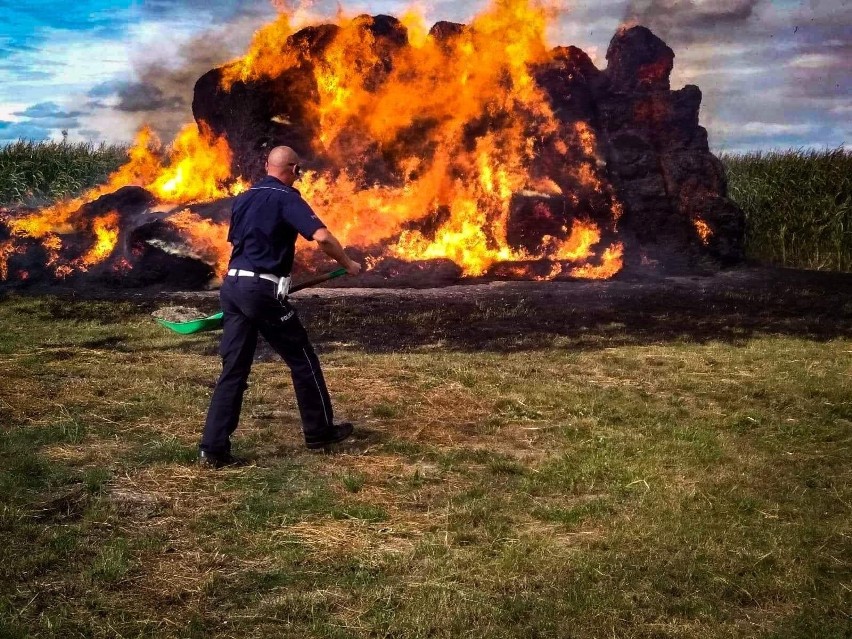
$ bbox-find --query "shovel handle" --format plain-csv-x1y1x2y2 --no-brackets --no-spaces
157,268,348,335
289,267,348,294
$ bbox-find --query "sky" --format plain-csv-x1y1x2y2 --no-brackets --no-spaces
0,0,849,152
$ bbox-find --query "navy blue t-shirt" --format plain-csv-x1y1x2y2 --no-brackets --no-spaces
227,176,325,277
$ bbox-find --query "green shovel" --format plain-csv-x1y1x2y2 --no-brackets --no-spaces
157,267,348,335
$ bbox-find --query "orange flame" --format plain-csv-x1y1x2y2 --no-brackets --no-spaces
224,0,622,279
693,218,712,245
1,124,246,278
75,212,120,271
148,125,247,203
8,127,162,242
167,209,231,275
549,220,600,262
0,241,16,280
2,0,627,282
220,13,297,89
570,242,624,279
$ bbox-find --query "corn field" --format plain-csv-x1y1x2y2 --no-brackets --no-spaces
722,149,852,272
0,140,128,205
0,141,849,272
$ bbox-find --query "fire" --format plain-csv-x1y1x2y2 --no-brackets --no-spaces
570,242,624,279
549,220,600,262
167,209,231,275
76,212,120,270
105,123,246,204
693,218,712,245
1,0,628,283
0,241,16,280
8,127,160,243
1,124,246,279
220,14,296,90
106,126,165,193
218,0,622,279
148,125,246,203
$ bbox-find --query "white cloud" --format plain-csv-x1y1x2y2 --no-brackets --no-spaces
790,53,841,69
737,122,819,137
0,31,131,117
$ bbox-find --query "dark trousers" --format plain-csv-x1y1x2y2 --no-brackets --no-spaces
200,274,334,454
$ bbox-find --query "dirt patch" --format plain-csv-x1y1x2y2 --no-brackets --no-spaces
151,306,208,323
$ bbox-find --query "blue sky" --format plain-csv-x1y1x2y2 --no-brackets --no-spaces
0,0,849,152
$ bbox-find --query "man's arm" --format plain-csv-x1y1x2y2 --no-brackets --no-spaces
312,228,361,275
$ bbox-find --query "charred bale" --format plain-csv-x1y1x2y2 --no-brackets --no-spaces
594,26,745,264
428,21,468,41
605,25,674,93
0,234,49,285
78,186,154,219
534,46,602,124
193,65,326,180
54,185,155,250
347,257,462,288
183,197,235,225
123,219,215,288
507,192,567,254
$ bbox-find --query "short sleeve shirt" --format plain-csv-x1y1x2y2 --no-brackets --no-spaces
227,176,325,277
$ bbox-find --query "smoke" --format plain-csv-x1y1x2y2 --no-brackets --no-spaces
121,13,272,141
622,0,760,40
106,0,344,142
115,84,182,113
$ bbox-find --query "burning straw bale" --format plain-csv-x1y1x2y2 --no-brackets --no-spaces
194,15,744,274
1,4,745,290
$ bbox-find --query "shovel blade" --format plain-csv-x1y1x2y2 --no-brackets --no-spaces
157,311,224,334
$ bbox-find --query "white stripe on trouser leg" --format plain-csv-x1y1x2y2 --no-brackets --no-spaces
303,347,331,428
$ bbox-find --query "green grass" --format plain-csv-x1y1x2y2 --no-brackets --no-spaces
0,139,128,205
0,294,849,637
723,148,852,272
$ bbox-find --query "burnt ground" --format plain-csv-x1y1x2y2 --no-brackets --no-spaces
143,265,852,355
3,265,849,355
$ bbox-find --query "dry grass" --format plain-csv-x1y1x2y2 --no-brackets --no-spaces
1,293,850,638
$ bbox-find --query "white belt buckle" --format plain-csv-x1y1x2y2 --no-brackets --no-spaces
228,269,290,298
276,276,291,299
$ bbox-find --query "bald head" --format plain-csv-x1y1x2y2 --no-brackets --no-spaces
266,146,301,184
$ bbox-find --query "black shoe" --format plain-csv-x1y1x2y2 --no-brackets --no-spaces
198,450,244,469
305,423,354,450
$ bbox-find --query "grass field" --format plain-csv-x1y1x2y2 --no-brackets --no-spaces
1,292,849,638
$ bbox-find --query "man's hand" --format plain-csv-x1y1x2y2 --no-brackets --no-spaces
313,228,361,276
345,259,361,276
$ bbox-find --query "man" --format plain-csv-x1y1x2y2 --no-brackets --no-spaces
198,146,361,468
